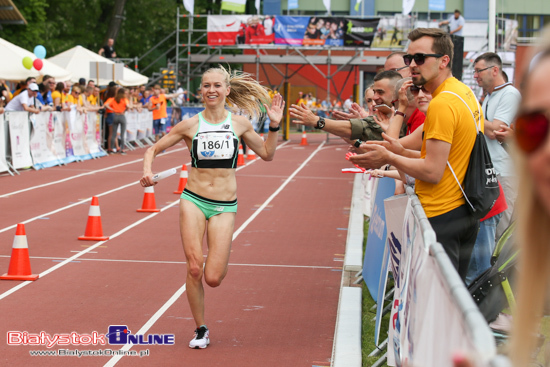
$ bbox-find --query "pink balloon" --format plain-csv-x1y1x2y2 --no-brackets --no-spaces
33,58,43,71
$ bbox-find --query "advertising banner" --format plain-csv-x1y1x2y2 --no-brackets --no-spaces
375,194,408,345
0,114,10,173
363,177,395,301
69,111,88,159
371,15,411,48
207,15,275,46
126,111,139,143
207,15,380,47
29,112,61,169
7,112,33,169
386,198,477,366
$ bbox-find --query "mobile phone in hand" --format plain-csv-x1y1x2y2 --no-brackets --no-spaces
374,104,392,115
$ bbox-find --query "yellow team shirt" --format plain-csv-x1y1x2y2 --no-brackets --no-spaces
51,90,66,104
88,94,98,106
66,94,83,106
415,77,483,218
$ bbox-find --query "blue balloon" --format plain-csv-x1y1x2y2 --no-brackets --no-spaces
33,45,46,59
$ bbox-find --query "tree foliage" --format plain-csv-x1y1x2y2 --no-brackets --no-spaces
1,0,239,79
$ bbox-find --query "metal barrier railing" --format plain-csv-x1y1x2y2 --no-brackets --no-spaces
405,185,511,366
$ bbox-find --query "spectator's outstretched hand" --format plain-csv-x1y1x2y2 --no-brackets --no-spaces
349,143,390,169
369,132,405,156
265,93,285,124
350,102,369,118
332,109,358,120
289,102,318,127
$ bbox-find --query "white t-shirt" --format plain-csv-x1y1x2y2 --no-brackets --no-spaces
5,90,35,111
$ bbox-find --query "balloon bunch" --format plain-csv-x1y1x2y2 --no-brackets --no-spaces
22,45,47,71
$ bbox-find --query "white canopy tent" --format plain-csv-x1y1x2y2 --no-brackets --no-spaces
48,45,148,87
0,37,72,81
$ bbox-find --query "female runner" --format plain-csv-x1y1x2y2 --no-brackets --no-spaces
140,66,284,349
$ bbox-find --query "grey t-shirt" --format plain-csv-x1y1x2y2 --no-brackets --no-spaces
482,84,521,177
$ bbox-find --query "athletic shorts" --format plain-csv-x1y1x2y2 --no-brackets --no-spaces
153,119,166,134
181,188,237,219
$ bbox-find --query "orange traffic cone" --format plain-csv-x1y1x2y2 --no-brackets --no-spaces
173,164,188,194
78,196,110,241
137,186,161,212
237,144,245,166
0,224,39,281
300,131,308,146
247,148,256,160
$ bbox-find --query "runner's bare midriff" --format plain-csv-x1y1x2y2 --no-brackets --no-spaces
185,167,237,201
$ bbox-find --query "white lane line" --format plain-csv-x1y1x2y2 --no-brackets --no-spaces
232,141,325,240
103,283,188,367
0,162,190,234
104,140,325,367
0,147,187,198
0,255,338,269
0,200,181,301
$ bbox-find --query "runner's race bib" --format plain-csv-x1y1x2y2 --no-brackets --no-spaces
197,132,236,160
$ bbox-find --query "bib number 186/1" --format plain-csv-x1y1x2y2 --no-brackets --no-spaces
202,140,230,150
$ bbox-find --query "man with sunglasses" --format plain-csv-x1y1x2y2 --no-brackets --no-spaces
384,51,411,78
474,52,521,239
351,28,480,281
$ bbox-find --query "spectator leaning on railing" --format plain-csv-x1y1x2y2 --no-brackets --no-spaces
350,28,480,281
5,83,52,114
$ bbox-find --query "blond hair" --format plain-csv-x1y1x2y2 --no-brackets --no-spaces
202,65,270,119
509,25,550,367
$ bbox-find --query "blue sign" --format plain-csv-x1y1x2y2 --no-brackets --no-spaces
362,177,395,301
274,16,310,45
429,0,446,12
288,0,298,10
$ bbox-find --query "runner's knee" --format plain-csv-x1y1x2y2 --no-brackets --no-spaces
204,272,224,288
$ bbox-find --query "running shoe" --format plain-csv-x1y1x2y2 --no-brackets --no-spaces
189,326,209,349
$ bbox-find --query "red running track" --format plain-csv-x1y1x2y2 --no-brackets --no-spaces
0,134,354,367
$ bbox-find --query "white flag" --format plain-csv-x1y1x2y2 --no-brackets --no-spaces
402,0,415,15
183,0,194,16
255,0,260,13
323,0,331,14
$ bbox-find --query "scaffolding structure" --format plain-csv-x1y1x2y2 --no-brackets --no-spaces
174,9,416,102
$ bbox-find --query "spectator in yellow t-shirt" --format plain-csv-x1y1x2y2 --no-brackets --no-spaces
65,85,85,114
52,82,69,111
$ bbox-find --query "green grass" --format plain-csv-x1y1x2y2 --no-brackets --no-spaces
361,218,390,367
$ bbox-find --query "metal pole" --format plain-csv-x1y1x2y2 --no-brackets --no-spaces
176,7,180,91
488,0,496,52
187,16,193,96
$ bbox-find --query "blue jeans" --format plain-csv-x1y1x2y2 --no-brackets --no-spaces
465,213,502,285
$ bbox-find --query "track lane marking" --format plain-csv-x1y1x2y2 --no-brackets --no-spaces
0,255,339,269
0,147,187,198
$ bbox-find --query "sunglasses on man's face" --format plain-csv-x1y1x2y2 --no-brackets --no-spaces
515,111,549,154
403,53,444,66
409,85,429,96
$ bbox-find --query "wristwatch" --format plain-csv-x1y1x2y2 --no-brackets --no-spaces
269,125,280,132
395,111,406,118
315,116,326,129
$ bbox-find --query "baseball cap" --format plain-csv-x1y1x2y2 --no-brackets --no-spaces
28,83,39,92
